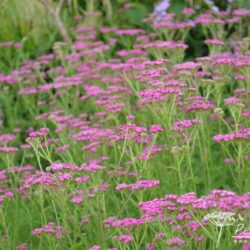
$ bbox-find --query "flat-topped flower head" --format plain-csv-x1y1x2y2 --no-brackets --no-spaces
213,128,250,142
26,128,50,143
144,40,188,50
233,231,250,242
32,222,66,238
185,97,216,112
242,109,250,117
114,235,134,244
116,180,160,191
0,133,16,144
173,62,202,71
172,119,201,132
150,124,163,133
224,96,244,107
0,146,19,153
71,196,84,204
205,39,225,46
233,9,250,16
114,28,145,36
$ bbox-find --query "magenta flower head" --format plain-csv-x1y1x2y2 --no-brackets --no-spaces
205,39,225,46
233,231,250,242
224,96,244,107
32,222,66,238
0,146,19,153
173,62,202,71
242,243,250,250
126,115,135,120
114,234,134,244
71,196,84,204
213,128,250,142
16,243,28,250
146,243,156,250
150,124,163,133
89,245,101,250
233,8,250,17
116,180,160,191
168,236,185,246
0,133,16,143
26,127,50,143
172,119,201,132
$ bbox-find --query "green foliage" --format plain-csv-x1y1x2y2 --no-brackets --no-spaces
122,3,149,26
0,1,55,54
0,0,76,72
0,0,249,72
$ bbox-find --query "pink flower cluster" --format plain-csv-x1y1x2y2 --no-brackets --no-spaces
172,119,201,132
32,222,66,238
213,128,250,142
26,128,49,141
116,180,160,191
113,234,134,244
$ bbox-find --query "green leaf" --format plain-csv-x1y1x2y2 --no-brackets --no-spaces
169,0,186,14
123,3,149,25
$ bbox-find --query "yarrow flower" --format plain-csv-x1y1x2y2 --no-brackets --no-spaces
0,133,16,143
224,97,244,107
89,245,101,250
114,234,134,244
126,115,135,120
185,98,216,112
80,163,106,172
242,243,250,250
16,243,28,250
74,175,90,183
150,124,163,133
213,128,250,142
32,222,66,238
171,119,201,132
28,127,49,140
205,39,225,46
71,196,84,204
233,231,250,242
141,144,163,161
116,180,160,191
0,146,19,153
57,173,71,181
173,62,202,71
168,236,185,246
55,144,70,153
242,109,250,117
144,40,188,50
50,163,79,172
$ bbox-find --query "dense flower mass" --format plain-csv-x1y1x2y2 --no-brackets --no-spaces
0,1,250,250
213,128,250,142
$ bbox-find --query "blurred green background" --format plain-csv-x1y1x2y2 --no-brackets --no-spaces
0,0,249,72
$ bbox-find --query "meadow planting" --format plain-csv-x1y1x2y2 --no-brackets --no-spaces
0,1,250,249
